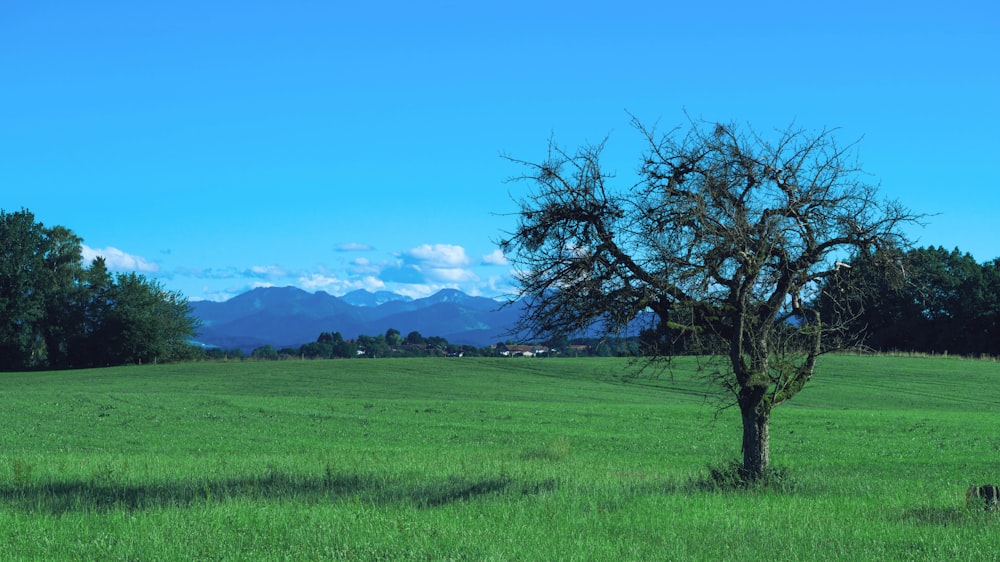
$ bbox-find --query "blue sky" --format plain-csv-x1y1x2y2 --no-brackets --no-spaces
2,1,997,302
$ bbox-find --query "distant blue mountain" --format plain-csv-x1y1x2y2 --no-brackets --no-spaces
190,287,523,352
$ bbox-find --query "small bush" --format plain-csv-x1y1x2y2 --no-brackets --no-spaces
689,461,798,493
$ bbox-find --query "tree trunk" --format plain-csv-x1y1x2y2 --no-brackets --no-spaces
739,390,771,480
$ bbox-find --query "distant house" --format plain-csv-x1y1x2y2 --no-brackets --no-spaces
498,344,551,357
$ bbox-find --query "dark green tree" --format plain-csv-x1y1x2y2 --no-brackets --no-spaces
385,327,403,348
97,273,197,365
37,225,86,368
977,259,1000,356
0,210,53,369
301,339,333,359
70,257,115,367
425,335,448,350
305,332,336,358
501,117,918,480
910,247,985,354
818,246,999,356
326,331,356,358
1,209,199,369
544,333,570,353
357,334,389,358
250,345,279,360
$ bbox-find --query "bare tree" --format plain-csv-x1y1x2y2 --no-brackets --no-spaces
500,116,919,480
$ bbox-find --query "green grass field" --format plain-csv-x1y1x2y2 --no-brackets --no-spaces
1,355,998,560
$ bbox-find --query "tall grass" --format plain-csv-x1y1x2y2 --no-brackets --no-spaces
1,356,998,560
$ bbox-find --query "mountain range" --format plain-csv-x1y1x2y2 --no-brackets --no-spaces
189,287,525,351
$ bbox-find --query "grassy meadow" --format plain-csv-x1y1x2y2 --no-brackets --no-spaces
1,355,998,560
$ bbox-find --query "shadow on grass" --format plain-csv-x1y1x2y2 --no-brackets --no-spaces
0,470,559,515
901,505,988,526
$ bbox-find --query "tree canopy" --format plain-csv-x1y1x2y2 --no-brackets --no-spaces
501,116,919,480
818,246,1000,356
0,209,198,370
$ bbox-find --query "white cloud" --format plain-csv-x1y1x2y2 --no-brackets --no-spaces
337,242,373,252
427,267,479,283
296,271,387,295
355,275,387,292
405,244,470,268
249,265,287,278
481,249,509,266
393,284,435,300
486,275,516,296
191,286,240,302
563,241,589,258
175,266,239,280
386,244,483,288
81,244,159,273
178,240,514,302
298,273,342,291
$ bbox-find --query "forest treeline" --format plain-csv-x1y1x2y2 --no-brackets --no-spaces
227,329,638,361
3,208,1000,370
642,246,1000,358
817,246,1000,356
0,209,197,371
